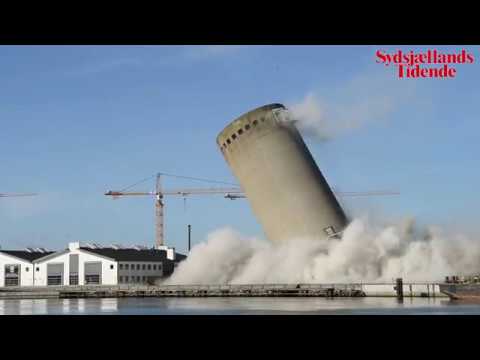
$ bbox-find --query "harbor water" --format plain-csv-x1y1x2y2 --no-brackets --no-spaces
1,297,480,315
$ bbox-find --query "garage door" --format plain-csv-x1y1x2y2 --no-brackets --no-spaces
84,262,102,285
4,264,20,287
47,263,64,286
69,254,79,285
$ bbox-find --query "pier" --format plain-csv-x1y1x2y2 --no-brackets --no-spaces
59,284,366,298
0,282,447,299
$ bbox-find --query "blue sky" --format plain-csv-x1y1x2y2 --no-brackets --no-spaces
1,45,479,252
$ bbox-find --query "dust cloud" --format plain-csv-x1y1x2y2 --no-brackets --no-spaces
165,217,480,285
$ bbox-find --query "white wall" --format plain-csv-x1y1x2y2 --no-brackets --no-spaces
0,253,34,287
35,249,118,286
156,245,175,260
362,283,442,297
118,261,164,283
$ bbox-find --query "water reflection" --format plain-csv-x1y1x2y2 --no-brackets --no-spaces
0,297,478,315
62,299,71,314
63,298,118,314
0,299,49,315
99,298,118,313
162,297,446,312
77,299,85,314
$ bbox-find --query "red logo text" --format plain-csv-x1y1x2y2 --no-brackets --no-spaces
376,49,474,79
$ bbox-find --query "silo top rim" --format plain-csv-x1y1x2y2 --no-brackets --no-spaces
236,103,285,119
217,103,286,144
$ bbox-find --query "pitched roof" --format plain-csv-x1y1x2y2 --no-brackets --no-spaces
0,250,55,262
79,247,185,262
175,253,187,262
0,248,187,263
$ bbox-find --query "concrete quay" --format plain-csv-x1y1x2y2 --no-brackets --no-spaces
0,282,448,299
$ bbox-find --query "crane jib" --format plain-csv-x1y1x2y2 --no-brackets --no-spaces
103,174,399,249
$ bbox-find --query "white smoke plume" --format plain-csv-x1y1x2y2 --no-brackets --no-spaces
288,69,416,141
289,92,394,141
166,217,480,285
289,93,332,141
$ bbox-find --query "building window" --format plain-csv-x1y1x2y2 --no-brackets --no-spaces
36,267,39,272
119,264,123,270
238,129,243,135
253,120,258,126
226,139,231,144
136,276,140,282
110,264,114,270
231,134,237,140
5,265,20,287
70,275,79,286
137,264,140,270
153,265,157,271
132,264,136,270
26,267,29,272
142,264,146,270
125,264,129,270
85,275,100,285
245,124,250,130
147,264,151,270
47,276,62,286
119,276,123,283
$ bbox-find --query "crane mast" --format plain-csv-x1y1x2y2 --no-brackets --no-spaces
155,173,164,248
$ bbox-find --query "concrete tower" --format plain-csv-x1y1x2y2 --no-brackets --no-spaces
217,103,348,245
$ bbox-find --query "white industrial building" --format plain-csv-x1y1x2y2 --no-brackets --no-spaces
0,242,186,287
0,249,54,287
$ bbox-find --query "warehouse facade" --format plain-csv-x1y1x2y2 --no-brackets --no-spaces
0,250,54,287
0,242,186,287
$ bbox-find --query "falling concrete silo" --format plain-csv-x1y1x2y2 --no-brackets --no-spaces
216,103,348,245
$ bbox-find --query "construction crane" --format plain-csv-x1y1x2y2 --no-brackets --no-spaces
224,190,401,200
105,173,399,249
105,173,243,249
0,193,37,198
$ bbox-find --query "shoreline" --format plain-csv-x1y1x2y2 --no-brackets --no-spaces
0,283,449,300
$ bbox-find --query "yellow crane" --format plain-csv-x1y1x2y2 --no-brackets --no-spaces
105,172,399,249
